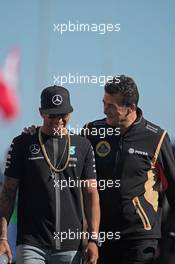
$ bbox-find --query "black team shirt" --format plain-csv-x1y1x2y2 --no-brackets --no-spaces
5,131,96,250
83,108,175,240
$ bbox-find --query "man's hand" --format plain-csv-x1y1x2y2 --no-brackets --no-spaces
82,179,100,264
23,125,37,135
0,239,12,263
0,177,19,263
84,242,98,264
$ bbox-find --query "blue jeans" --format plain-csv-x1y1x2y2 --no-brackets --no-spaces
16,244,82,264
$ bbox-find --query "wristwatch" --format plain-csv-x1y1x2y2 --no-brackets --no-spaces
88,238,101,247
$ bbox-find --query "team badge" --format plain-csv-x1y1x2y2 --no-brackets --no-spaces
96,141,111,157
29,144,40,155
52,94,62,105
70,146,76,155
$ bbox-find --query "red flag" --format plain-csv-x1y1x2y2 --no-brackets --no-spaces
0,49,20,120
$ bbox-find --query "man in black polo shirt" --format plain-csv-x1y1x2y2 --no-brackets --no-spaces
0,86,100,264
82,75,175,264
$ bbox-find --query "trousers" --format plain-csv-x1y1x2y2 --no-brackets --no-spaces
97,239,158,264
16,244,82,264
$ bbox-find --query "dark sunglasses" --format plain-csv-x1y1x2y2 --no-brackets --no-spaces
48,114,66,119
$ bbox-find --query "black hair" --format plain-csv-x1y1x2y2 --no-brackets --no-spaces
104,75,139,106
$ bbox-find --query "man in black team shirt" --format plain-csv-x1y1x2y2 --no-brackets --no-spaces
0,85,100,264
82,75,175,264
17,76,175,264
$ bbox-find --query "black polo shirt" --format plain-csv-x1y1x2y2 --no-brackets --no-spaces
5,131,96,250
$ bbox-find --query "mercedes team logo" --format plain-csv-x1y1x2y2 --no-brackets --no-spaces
128,148,135,154
29,144,40,155
52,94,63,105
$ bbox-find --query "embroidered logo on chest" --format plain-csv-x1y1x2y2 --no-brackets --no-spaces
128,148,148,156
29,144,40,155
96,141,111,157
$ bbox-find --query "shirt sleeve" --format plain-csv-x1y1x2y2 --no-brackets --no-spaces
4,137,24,179
158,133,175,214
81,144,96,180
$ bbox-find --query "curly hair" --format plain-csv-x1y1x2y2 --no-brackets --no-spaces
104,75,139,107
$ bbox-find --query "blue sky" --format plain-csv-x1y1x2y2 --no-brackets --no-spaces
0,0,175,161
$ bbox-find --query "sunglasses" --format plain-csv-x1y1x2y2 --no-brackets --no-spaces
48,114,66,119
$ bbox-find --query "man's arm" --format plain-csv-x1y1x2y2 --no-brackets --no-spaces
83,180,100,238
158,133,175,213
0,176,19,263
83,179,100,264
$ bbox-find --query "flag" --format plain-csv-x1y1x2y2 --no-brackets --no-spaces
0,49,20,120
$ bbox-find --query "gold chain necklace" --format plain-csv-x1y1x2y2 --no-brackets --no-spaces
38,127,70,173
